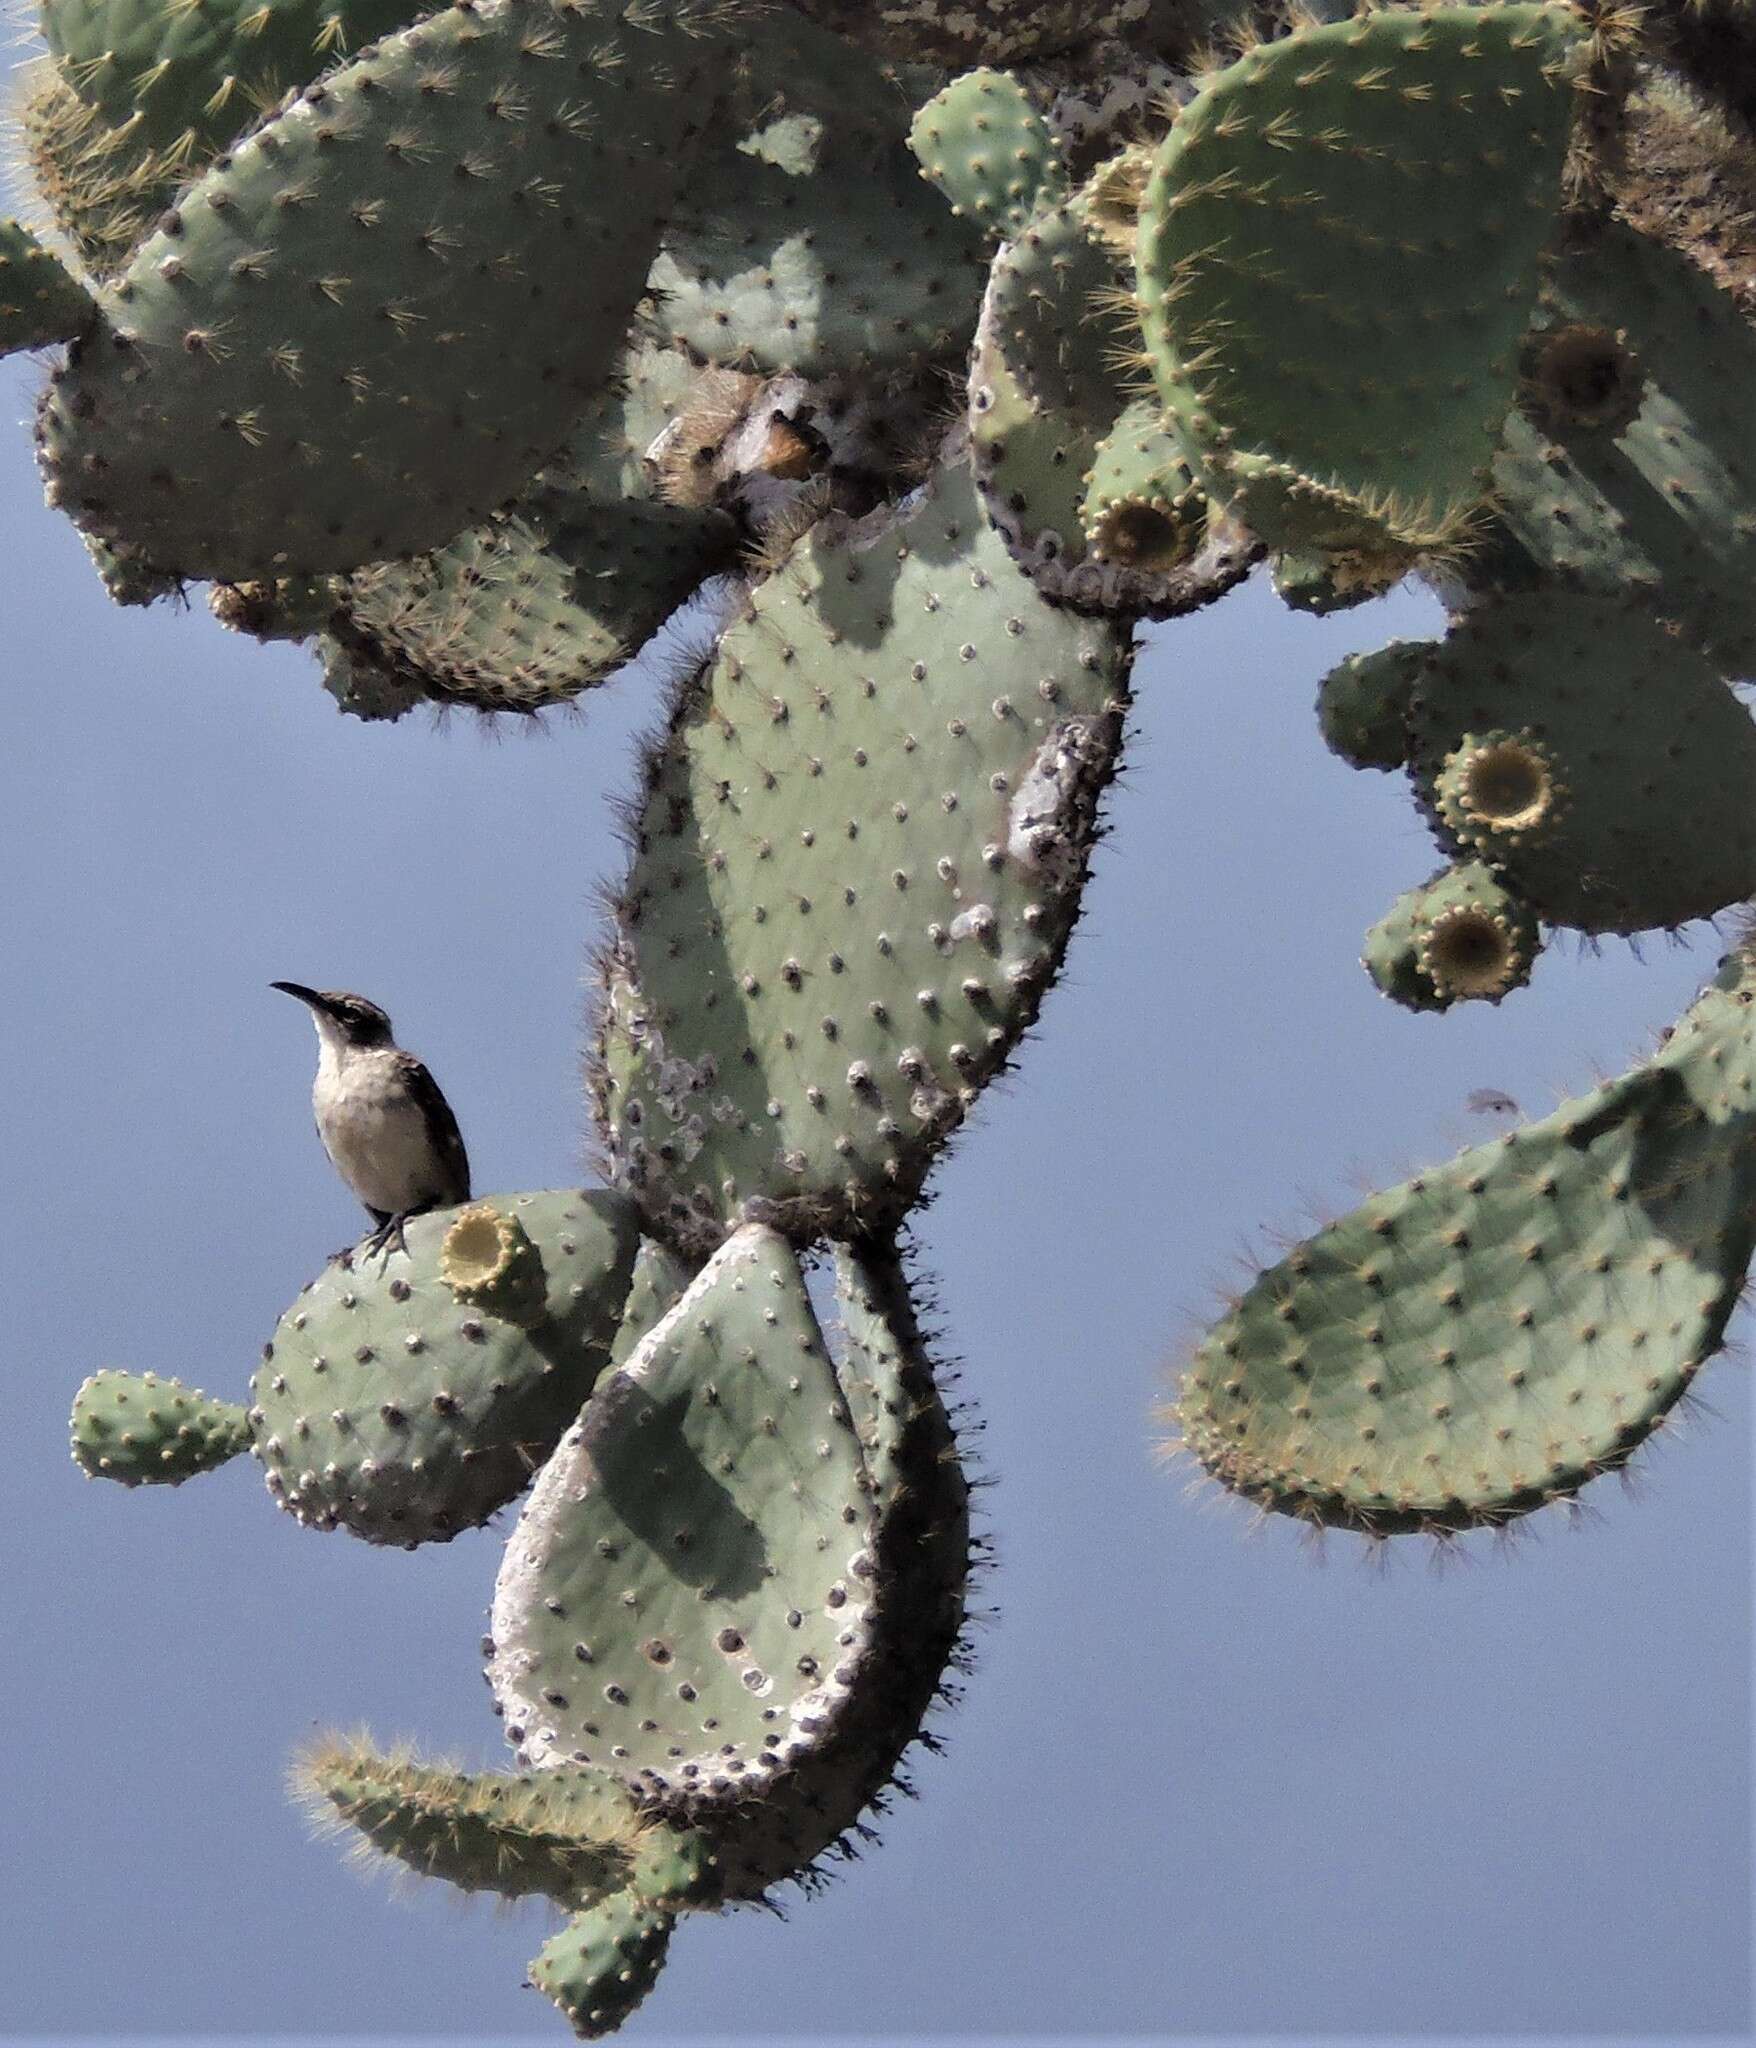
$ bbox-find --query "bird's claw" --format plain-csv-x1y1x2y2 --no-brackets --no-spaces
360,1213,413,1264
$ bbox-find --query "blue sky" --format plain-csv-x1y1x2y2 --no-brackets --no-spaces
2,337,1749,2041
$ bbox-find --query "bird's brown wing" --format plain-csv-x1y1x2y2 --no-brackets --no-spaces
393,1051,472,1203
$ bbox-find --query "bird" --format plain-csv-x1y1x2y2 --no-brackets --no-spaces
271,983,471,1262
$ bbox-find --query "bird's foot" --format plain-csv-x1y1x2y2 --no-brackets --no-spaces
361,1212,413,1264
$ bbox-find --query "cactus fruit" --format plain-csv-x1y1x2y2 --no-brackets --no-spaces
908,68,1067,243
1405,593,1756,934
1080,396,1206,572
0,216,94,353
1169,937,1756,1534
590,455,1132,1255
1363,860,1542,1014
70,1368,252,1484
36,0,733,580
1135,4,1588,567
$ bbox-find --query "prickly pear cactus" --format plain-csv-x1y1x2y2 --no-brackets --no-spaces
33,0,1756,2032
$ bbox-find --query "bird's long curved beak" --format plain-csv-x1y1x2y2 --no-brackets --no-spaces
270,981,328,1013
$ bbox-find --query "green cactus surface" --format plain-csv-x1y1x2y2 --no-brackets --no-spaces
531,1892,676,2041
908,68,1066,243
1170,937,1756,1534
1135,4,1587,564
1315,640,1424,772
292,1733,647,1902
647,12,987,378
70,1367,252,1484
1485,217,1756,677
1406,593,1756,934
489,1223,880,1794
40,0,421,162
37,0,730,579
1,215,95,354
591,455,1132,1254
251,1190,638,1545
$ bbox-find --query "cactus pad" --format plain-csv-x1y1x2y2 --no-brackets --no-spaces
1316,640,1422,772
38,0,723,578
1,216,96,354
531,1893,675,2041
71,1367,252,1484
1407,593,1756,933
590,456,1132,1254
488,1224,880,1796
908,69,1065,243
253,1190,638,1545
1135,4,1586,561
1171,940,1756,1534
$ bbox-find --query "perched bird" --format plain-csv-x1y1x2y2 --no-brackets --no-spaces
271,983,471,1260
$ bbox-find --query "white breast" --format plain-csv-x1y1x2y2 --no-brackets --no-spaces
313,1046,448,1216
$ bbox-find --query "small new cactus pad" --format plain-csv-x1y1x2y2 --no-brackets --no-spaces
1486,219,1756,678
908,69,1066,243
0,217,95,354
40,0,420,163
488,1225,881,1794
1406,593,1756,933
987,193,1125,424
1315,641,1424,772
1170,938,1756,1534
71,1368,251,1484
788,0,1151,65
252,1190,639,1545
531,1892,675,2041
1135,5,1586,561
1363,860,1542,1014
292,1734,643,1901
590,456,1132,1254
38,0,726,579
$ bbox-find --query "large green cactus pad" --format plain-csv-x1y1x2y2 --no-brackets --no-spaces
1135,4,1585,561
488,1224,879,1799
590,455,1132,1254
253,1190,638,1545
38,0,723,578
1170,941,1756,1535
